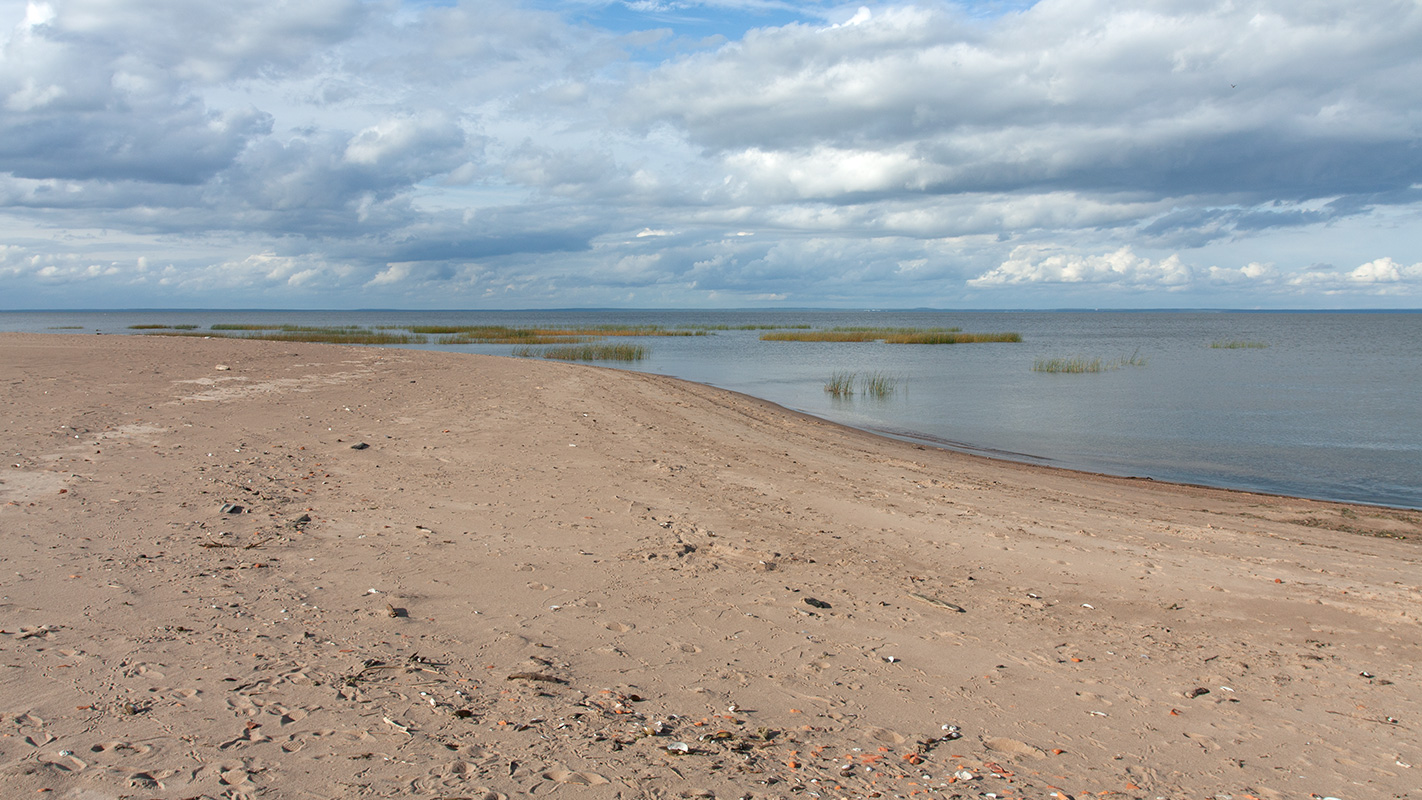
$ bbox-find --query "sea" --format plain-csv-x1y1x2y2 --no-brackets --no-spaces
3,309,1419,510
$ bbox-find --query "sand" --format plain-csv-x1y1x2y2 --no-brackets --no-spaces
0,331,1418,800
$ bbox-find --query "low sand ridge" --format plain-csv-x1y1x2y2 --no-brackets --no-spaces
1,332,1418,799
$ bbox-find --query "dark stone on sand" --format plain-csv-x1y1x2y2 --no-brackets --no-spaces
804,597,831,609
351,442,370,450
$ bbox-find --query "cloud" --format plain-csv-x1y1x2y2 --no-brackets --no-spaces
969,246,1191,288
631,0,1422,201
1288,257,1422,294
2,0,1422,309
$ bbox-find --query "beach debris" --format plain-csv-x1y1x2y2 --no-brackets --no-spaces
941,724,963,740
385,603,401,618
382,716,412,735
803,597,831,609
16,624,61,640
665,741,691,755
220,503,244,514
909,592,966,612
883,655,900,663
350,442,369,450
290,513,312,529
507,672,566,684
1186,687,1211,699
215,364,230,371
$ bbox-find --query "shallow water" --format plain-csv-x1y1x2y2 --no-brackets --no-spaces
4,309,1419,508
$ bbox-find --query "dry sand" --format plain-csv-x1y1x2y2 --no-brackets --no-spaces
0,332,1418,800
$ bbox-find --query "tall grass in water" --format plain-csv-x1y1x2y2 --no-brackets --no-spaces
1034,349,1147,373
764,327,1017,344
1033,356,1104,373
513,344,647,361
883,331,1021,344
1211,339,1269,349
205,325,428,345
859,371,899,397
824,371,899,397
824,371,856,397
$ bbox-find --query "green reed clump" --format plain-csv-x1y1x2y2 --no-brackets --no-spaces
1113,349,1149,368
515,343,647,361
211,323,283,330
1034,349,1147,373
824,371,856,397
1211,339,1269,349
764,327,1018,344
883,331,1020,344
204,325,427,344
412,324,701,343
764,330,880,342
1034,356,1104,373
859,371,899,397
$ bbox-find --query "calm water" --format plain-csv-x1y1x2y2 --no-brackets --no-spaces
4,309,1419,509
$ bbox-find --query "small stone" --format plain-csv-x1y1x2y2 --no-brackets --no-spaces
1186,687,1210,699
350,442,369,450
220,503,244,514
803,597,831,609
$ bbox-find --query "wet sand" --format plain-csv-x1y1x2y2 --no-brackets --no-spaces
1,332,1418,799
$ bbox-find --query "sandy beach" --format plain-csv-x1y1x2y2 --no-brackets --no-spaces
1,332,1417,800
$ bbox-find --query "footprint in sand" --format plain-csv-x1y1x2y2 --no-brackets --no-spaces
981,736,1048,759
863,726,907,745
542,768,610,785
90,740,154,756
603,621,636,632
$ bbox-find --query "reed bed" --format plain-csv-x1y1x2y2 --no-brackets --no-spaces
410,325,702,344
764,327,1018,344
691,324,813,331
513,343,647,361
859,371,899,397
239,329,429,345
824,371,900,397
883,331,1021,344
823,371,856,397
129,324,199,330
1034,350,1147,373
1211,340,1269,349
201,325,428,345
1033,356,1104,373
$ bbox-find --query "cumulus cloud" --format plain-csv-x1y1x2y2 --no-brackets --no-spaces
632,0,1422,199
1288,257,1422,294
970,246,1191,288
2,0,1421,309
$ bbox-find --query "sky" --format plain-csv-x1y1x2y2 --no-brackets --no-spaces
1,0,1420,310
